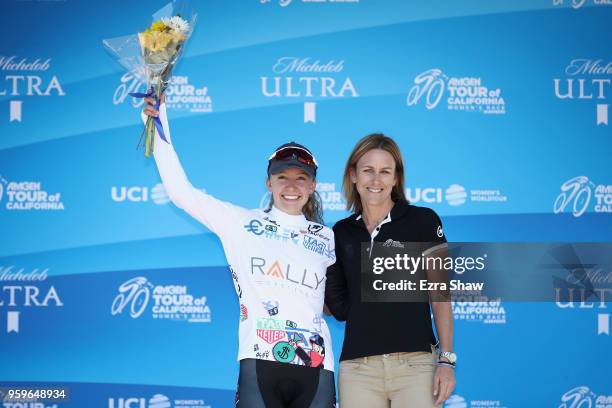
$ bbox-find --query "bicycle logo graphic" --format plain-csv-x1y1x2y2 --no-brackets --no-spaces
553,176,595,217
552,0,588,9
407,69,447,110
261,0,293,6
558,386,597,408
111,277,154,318
113,72,146,108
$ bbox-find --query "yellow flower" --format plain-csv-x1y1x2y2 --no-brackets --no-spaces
150,20,166,32
155,32,173,50
138,32,152,51
139,29,182,54
169,30,186,44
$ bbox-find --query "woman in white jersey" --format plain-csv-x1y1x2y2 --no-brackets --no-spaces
143,97,336,408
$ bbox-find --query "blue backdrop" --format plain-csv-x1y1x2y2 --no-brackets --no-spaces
1,1,611,407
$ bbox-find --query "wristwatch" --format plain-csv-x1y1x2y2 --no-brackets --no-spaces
439,351,457,364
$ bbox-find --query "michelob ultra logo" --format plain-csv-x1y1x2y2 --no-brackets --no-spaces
0,56,66,123
553,59,610,126
1,265,63,334
261,57,359,123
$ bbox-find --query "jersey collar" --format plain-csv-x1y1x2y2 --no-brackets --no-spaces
267,205,308,227
353,200,411,225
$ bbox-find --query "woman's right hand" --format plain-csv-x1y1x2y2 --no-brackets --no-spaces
143,93,166,117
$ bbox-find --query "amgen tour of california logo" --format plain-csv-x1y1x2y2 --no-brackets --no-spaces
0,176,64,211
316,182,346,211
554,176,612,217
114,73,213,113
111,277,211,323
554,59,610,126
407,68,505,114
559,386,612,408
452,299,507,325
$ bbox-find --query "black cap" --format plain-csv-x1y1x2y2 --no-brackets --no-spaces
267,141,318,179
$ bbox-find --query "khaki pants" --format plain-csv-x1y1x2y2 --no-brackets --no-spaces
338,352,437,408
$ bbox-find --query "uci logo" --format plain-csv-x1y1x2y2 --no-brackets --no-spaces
111,184,170,205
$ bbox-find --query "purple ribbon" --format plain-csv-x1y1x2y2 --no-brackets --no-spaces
129,87,168,143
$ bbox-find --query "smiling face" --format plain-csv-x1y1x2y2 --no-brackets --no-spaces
266,167,316,216
350,148,397,209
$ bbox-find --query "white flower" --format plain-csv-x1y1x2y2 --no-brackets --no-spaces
161,16,190,35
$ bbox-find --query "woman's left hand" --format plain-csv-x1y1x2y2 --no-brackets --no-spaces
433,365,456,405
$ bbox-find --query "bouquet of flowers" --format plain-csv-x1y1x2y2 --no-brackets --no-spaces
103,1,197,157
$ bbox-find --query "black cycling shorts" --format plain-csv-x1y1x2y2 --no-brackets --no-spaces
235,359,336,408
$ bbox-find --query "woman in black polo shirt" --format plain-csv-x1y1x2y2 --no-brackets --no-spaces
325,134,455,407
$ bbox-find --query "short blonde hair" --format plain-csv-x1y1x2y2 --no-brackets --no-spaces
342,133,407,214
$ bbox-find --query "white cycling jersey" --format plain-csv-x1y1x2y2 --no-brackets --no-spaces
146,106,336,371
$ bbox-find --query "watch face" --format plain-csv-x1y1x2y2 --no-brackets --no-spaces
442,352,457,363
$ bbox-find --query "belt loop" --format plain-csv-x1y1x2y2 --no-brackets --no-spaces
363,356,368,364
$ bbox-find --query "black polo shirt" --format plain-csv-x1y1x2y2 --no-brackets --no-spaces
325,200,447,361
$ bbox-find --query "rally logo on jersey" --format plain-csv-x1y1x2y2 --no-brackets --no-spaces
250,257,326,292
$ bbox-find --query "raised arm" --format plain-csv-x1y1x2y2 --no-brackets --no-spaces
142,99,244,237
